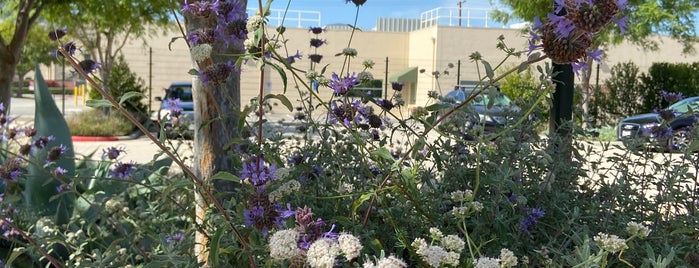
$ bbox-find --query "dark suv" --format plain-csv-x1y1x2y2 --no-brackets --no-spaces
617,96,699,151
154,82,194,138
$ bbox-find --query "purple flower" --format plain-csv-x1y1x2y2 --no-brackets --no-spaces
200,61,237,85
328,99,367,126
53,166,68,176
110,161,136,179
57,41,79,57
166,98,184,119
286,50,303,64
0,157,23,181
0,218,21,238
345,0,367,6
33,135,55,149
102,146,126,160
661,91,684,105
653,108,676,122
376,99,395,111
328,73,359,96
310,38,327,48
47,144,69,162
48,27,68,41
78,59,101,74
308,54,323,63
519,207,545,235
166,233,185,246
240,157,277,186
323,224,339,240
391,82,404,91
309,27,325,34
56,183,70,193
213,19,247,47
187,29,215,46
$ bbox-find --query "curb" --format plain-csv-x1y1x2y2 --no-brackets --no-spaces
72,136,121,142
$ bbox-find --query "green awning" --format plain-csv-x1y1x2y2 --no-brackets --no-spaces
390,67,418,83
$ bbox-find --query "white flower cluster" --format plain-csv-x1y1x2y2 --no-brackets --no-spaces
306,70,319,80
450,189,483,219
593,233,628,253
451,201,483,218
450,190,474,202
473,257,500,268
362,59,375,69
268,179,301,203
246,14,265,32
190,44,212,63
626,221,651,239
342,47,358,57
307,238,340,268
269,229,301,260
363,255,407,268
105,198,125,214
357,71,374,82
472,248,518,268
305,233,363,268
412,228,464,267
499,248,518,268
338,233,363,260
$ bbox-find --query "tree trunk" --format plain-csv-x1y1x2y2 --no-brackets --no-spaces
580,57,594,129
183,2,246,263
0,0,45,112
0,54,17,112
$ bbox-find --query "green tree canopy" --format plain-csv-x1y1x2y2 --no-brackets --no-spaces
43,0,177,94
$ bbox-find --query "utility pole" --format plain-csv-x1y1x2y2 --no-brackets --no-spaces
458,1,466,27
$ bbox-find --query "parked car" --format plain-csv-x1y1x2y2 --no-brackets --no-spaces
154,81,194,138
438,85,520,132
617,96,699,151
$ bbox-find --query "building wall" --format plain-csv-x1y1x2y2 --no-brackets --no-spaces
113,24,699,114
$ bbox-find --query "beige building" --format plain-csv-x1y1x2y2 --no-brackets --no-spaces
104,17,699,115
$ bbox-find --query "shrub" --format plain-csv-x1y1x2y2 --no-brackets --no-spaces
66,109,134,136
594,62,646,125
88,56,149,122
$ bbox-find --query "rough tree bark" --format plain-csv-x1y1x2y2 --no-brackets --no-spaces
182,1,247,264
0,0,44,112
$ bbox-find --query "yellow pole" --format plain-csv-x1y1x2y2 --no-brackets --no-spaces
74,86,78,106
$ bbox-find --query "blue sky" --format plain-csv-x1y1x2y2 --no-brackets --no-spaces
263,0,513,30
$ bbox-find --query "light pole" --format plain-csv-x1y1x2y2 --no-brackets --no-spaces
458,1,466,27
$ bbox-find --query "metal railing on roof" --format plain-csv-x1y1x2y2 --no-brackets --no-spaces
248,8,321,28
419,7,507,29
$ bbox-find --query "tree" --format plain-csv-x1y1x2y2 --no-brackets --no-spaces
494,0,699,129
0,0,54,113
0,22,55,97
44,0,176,100
179,0,249,263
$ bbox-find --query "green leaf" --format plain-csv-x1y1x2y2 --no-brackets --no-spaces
267,62,288,93
169,36,183,51
424,103,454,111
370,147,395,162
28,64,76,225
119,91,145,105
211,171,242,182
188,69,199,76
351,192,374,215
86,99,114,108
410,137,426,159
263,94,293,112
209,228,224,267
482,60,495,79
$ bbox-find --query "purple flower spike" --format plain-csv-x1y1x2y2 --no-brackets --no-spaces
48,27,68,41
110,161,136,179
102,146,126,160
